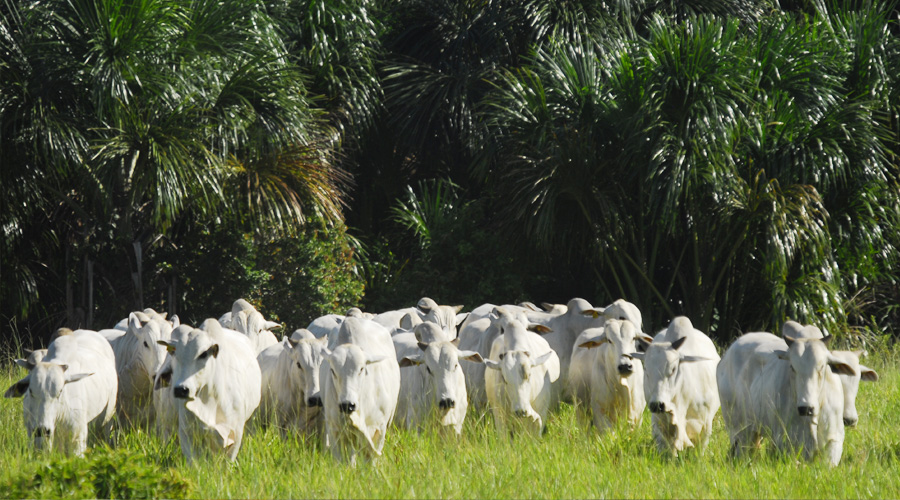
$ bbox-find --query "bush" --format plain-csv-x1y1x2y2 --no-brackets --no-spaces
2,447,194,499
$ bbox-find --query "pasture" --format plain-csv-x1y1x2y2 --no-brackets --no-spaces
1,347,898,499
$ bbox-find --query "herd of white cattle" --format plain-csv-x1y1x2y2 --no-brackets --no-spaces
4,296,879,466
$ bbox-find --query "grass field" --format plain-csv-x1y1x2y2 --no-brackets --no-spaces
1,350,898,499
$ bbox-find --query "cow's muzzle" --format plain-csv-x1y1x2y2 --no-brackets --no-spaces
339,402,356,414
514,409,529,418
617,363,633,375
649,401,666,413
797,406,814,417
439,398,455,410
843,417,858,427
173,385,190,399
33,426,51,438
307,396,323,408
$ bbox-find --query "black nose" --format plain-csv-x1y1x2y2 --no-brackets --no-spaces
844,417,857,427
173,386,189,399
307,396,323,408
617,363,633,375
339,402,356,414
514,409,528,418
649,401,666,413
439,398,455,409
798,406,814,417
33,427,51,438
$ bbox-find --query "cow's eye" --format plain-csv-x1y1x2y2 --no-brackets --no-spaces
330,368,336,377
426,366,432,375
296,362,303,370
619,316,626,320
143,341,149,348
199,351,209,360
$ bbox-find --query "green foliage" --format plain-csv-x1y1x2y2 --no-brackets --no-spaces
2,447,194,499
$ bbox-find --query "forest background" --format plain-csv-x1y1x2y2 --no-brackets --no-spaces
2,0,899,349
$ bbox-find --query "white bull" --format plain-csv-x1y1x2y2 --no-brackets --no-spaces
485,313,560,438
322,317,401,464
717,332,855,466
159,319,261,462
638,316,720,455
5,330,117,456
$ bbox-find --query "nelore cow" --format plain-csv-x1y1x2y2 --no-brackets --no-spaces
717,331,855,466
5,330,117,456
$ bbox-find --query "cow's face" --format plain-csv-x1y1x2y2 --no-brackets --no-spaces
290,336,328,408
129,314,168,381
642,335,713,416
828,350,878,427
579,320,647,377
782,337,855,419
167,331,219,402
486,349,552,421
5,362,92,451
326,344,385,419
404,341,482,426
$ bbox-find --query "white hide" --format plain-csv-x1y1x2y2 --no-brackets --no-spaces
780,321,879,427
153,325,192,442
322,317,401,464
106,312,172,428
395,336,483,435
484,315,561,438
5,330,117,456
257,333,329,435
567,299,646,403
573,319,648,433
160,319,261,463
717,332,855,466
640,316,720,455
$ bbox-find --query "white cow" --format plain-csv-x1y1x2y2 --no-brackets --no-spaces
572,319,649,433
457,306,547,411
717,332,855,465
567,299,646,403
5,330,117,456
322,317,401,464
105,312,171,428
780,321,879,427
395,336,483,435
374,298,464,338
159,319,261,462
484,313,561,437
15,348,48,370
257,330,329,435
638,316,720,455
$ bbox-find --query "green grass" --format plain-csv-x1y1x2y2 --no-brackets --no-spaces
1,353,898,499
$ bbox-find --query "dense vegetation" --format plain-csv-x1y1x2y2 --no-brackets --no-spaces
2,0,899,347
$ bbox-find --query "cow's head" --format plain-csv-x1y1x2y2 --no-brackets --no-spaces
579,319,652,377
288,335,329,408
5,361,92,451
159,326,219,403
326,344,386,422
127,312,169,384
778,336,856,420
485,348,553,422
401,339,482,429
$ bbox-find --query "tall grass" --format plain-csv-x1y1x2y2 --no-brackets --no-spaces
1,353,898,499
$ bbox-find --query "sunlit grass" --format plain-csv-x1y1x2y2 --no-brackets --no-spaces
1,352,898,498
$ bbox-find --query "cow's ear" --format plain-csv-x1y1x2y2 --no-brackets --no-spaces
671,336,688,350
65,372,93,384
4,377,30,398
452,305,464,314
128,312,142,334
631,352,645,361
459,351,483,364
450,337,461,347
579,334,607,349
680,355,714,363
170,315,180,328
827,357,855,376
199,344,219,360
821,334,834,346
637,333,655,344
399,355,423,368
533,352,554,366
783,335,797,347
528,324,552,334
417,342,429,352
286,336,298,348
484,359,501,370
365,354,387,365
582,308,602,319
158,340,176,354
859,365,878,382
14,359,35,371
155,368,172,390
